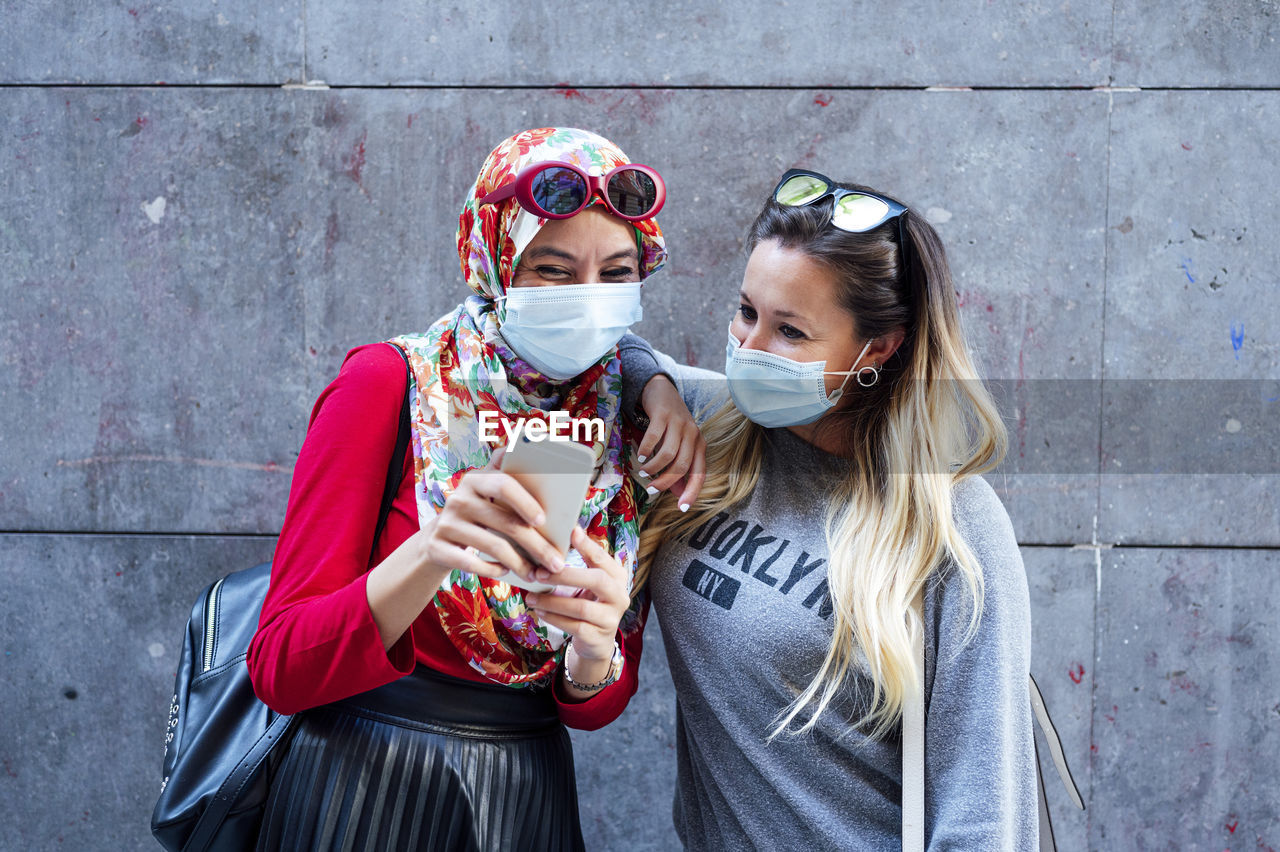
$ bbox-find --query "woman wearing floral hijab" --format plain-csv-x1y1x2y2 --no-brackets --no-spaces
247,127,702,851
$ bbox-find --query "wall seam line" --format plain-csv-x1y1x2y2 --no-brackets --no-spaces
1087,0,1121,836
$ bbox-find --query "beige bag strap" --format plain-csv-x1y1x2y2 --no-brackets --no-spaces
1029,673,1085,811
902,590,925,852
1030,671,1087,851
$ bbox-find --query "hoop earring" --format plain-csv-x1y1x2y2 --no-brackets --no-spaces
856,363,880,388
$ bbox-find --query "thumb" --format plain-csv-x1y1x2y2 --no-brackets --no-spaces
485,444,506,470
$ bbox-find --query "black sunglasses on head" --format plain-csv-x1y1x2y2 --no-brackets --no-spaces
772,169,912,274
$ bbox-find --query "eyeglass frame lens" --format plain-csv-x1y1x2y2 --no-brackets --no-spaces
481,162,665,222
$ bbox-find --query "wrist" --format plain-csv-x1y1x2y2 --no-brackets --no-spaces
562,638,623,694
409,522,450,584
639,373,677,407
566,636,613,662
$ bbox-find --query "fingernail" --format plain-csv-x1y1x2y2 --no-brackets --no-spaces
535,570,550,582
679,502,690,512
637,469,650,478
534,513,546,526
646,485,660,496
637,454,648,464
525,593,540,605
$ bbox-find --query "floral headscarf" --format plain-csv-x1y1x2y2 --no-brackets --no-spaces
390,128,666,686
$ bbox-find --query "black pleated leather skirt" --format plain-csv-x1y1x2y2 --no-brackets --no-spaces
256,666,585,852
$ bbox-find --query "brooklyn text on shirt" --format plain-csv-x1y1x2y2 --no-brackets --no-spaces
477,410,607,447
677,511,834,619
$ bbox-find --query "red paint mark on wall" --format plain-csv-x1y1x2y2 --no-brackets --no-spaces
1103,704,1118,723
799,132,824,164
813,93,833,107
1181,141,1193,151
128,8,138,16
344,131,367,185
1226,820,1237,834
1068,663,1085,684
596,88,661,126
135,115,149,129
556,88,588,100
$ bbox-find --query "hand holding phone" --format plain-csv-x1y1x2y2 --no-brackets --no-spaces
487,436,595,593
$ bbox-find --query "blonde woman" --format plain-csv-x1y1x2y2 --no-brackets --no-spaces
622,170,1037,848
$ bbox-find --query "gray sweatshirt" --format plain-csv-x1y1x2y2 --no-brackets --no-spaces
619,342,1038,851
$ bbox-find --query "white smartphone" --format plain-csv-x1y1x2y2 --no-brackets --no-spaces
485,435,595,592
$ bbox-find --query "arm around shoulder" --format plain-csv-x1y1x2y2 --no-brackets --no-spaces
618,334,728,425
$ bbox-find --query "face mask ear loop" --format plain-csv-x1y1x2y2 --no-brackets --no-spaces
827,338,875,403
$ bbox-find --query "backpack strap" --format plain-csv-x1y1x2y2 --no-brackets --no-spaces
182,712,292,852
371,342,413,561
182,345,413,852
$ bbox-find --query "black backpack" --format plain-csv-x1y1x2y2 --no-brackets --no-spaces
151,345,410,851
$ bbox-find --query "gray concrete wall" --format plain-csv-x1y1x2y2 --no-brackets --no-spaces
1,2,1277,849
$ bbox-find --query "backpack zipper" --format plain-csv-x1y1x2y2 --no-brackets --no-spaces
202,577,225,672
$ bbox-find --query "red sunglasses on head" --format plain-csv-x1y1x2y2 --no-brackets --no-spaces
479,161,666,222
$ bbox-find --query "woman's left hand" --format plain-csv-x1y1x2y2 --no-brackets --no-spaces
524,526,629,663
635,374,705,511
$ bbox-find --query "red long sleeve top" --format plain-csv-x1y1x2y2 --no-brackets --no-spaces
247,342,647,730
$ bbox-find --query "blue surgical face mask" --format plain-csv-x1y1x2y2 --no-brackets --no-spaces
498,283,643,380
724,331,874,428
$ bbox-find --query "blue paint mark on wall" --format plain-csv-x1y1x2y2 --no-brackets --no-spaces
1180,258,1196,284
1230,322,1245,360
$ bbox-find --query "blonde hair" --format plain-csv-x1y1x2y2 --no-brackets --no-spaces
637,190,1007,741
